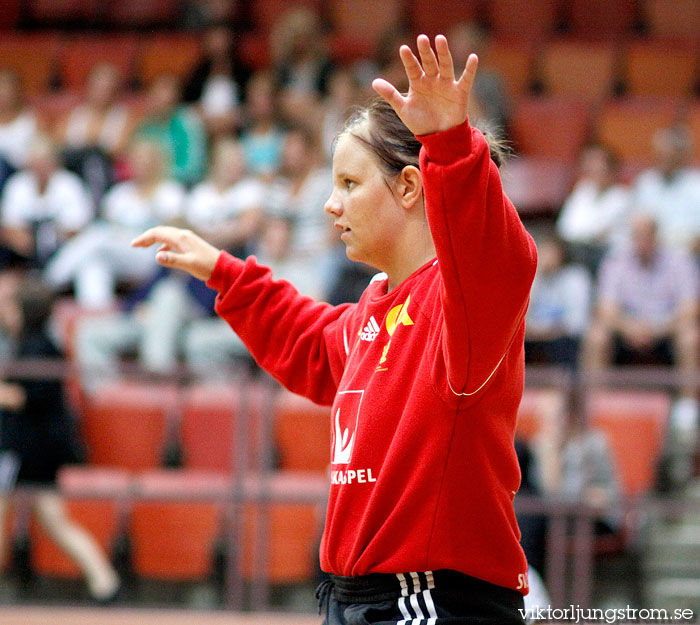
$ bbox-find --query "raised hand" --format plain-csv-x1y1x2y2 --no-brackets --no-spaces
372,34,478,136
131,226,221,282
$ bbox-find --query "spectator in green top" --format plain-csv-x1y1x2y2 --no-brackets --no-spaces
136,74,207,187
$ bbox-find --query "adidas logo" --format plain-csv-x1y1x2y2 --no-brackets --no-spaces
360,316,380,342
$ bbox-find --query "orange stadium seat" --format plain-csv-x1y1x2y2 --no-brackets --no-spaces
330,0,404,49
273,390,330,473
515,388,567,442
566,0,639,39
588,390,671,498
642,0,700,40
251,0,324,34
511,96,592,161
240,473,327,584
0,34,60,97
81,382,179,471
687,102,700,164
539,41,618,101
137,34,201,86
488,0,562,42
408,0,481,38
623,41,699,98
481,41,535,98
59,35,139,92
30,467,130,579
180,384,238,474
596,97,679,165
129,471,229,581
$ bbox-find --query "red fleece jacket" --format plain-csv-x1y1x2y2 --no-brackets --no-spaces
207,120,537,593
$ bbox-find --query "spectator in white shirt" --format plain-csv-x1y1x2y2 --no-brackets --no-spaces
185,137,263,256
0,135,92,267
0,69,38,190
525,236,592,367
633,126,700,255
44,138,185,308
556,144,631,274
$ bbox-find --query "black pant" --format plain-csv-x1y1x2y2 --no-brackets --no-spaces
316,569,525,625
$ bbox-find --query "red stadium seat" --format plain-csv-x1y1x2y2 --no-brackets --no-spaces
0,0,20,30
30,467,130,579
81,382,179,471
481,41,535,98
137,34,201,86
59,35,139,91
515,388,567,442
330,0,404,49
180,384,238,474
596,97,679,165
0,34,61,97
129,470,229,581
488,0,562,42
588,390,671,498
241,472,327,584
273,390,330,473
623,41,699,98
251,0,324,34
511,96,592,161
642,0,700,40
539,41,619,101
566,0,639,39
27,0,101,25
107,0,180,28
408,0,481,38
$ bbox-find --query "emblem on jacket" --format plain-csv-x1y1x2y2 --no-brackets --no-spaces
377,295,414,370
331,390,363,465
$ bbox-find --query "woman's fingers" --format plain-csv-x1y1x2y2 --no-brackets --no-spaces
434,35,455,81
131,226,180,249
457,53,479,96
371,78,405,111
399,44,424,82
416,34,439,77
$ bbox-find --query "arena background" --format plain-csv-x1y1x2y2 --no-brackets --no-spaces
0,0,699,623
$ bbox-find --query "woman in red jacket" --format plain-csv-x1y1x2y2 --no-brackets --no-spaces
134,34,536,625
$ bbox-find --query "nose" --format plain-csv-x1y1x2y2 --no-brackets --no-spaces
324,189,343,216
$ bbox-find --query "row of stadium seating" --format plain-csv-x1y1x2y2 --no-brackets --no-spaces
0,385,670,589
5,0,700,42
2,31,700,98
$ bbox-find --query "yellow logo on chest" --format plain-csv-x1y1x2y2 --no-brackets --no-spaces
377,295,414,369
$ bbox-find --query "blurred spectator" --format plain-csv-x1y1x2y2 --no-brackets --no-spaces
184,213,325,378
0,69,38,192
55,63,137,206
239,70,286,179
321,68,362,163
372,27,414,96
0,135,92,268
270,8,333,125
0,278,119,601
266,125,335,279
534,390,623,536
44,138,185,309
633,126,700,255
183,22,251,140
186,137,263,256
180,0,245,31
556,144,631,274
583,214,699,446
446,22,511,138
136,74,207,186
525,236,592,368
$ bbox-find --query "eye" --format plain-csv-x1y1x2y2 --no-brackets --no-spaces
343,178,356,189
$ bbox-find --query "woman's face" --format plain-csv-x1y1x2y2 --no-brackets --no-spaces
325,131,402,268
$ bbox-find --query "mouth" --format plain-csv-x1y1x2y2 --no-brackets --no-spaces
335,223,351,237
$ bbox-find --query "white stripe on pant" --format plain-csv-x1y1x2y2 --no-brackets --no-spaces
396,572,438,625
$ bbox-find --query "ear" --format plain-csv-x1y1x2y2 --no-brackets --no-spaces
395,165,423,210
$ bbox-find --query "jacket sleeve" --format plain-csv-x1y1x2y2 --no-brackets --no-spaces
207,252,353,405
417,121,537,397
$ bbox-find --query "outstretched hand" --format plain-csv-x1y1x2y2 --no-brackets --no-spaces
372,34,478,136
131,226,221,282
